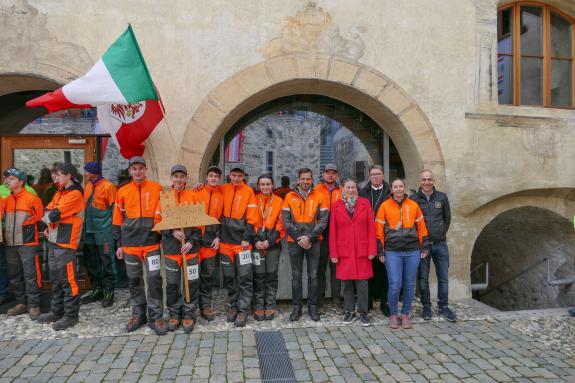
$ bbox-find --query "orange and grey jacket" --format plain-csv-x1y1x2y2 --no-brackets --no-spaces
375,195,430,254
254,194,285,246
112,179,162,247
314,183,342,238
161,188,201,256
3,189,44,246
281,187,329,243
192,185,223,248
220,182,258,245
42,183,85,250
84,177,117,234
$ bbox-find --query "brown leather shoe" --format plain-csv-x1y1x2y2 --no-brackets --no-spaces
389,315,400,331
7,304,27,316
29,307,41,321
182,318,195,333
254,309,265,321
401,315,412,329
226,307,238,322
264,309,276,320
167,318,180,332
200,307,216,322
125,316,147,333
149,319,168,336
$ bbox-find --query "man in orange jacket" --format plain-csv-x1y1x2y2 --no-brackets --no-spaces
194,166,223,322
282,168,329,322
219,165,258,327
2,168,44,320
81,162,117,308
37,163,85,331
113,157,165,335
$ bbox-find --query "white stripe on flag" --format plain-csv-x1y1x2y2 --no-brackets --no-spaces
63,59,127,106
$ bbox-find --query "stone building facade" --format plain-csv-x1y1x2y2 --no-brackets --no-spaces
2,0,575,306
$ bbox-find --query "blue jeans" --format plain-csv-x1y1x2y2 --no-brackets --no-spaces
386,250,420,316
0,244,9,296
418,241,449,308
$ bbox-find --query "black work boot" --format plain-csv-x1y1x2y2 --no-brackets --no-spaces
53,316,79,331
234,312,247,327
101,290,114,308
308,306,320,322
81,287,103,304
37,312,63,324
289,306,302,322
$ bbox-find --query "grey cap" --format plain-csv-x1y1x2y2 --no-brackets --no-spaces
128,156,146,167
170,164,187,175
229,165,246,174
323,163,338,172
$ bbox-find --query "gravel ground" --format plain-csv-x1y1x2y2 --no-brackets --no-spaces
510,315,575,357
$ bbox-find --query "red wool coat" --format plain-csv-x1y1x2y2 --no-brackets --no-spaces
329,197,377,280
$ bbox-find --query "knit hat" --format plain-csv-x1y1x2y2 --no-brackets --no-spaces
83,162,102,175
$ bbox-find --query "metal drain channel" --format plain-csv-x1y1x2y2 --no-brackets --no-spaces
255,330,296,383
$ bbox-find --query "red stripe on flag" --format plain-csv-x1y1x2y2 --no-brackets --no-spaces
25,88,92,113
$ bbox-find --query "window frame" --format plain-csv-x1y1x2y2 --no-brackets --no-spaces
498,1,575,108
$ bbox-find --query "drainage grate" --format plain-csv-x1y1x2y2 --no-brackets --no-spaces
255,330,296,383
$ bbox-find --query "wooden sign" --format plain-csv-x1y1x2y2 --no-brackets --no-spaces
152,191,220,231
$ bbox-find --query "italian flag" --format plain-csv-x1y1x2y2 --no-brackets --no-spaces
26,26,163,158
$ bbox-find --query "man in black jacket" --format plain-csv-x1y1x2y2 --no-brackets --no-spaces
358,165,391,316
410,170,456,322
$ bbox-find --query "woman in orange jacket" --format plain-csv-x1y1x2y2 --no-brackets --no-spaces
376,178,430,330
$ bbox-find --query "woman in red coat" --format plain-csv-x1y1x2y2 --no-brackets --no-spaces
329,179,377,326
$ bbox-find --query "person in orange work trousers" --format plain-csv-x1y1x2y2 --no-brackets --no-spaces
113,156,165,335
219,165,258,327
252,173,285,321
2,168,44,320
37,163,85,331
162,164,202,333
193,165,223,322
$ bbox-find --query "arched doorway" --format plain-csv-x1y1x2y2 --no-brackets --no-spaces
471,206,575,311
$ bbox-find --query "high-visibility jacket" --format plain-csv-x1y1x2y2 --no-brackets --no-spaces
314,182,342,238
281,187,329,243
112,179,162,248
84,177,117,235
42,183,85,250
192,185,223,248
220,182,258,245
160,188,201,257
375,195,430,254
254,193,285,246
2,189,44,246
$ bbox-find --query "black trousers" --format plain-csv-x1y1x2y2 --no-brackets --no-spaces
252,245,281,310
288,241,320,309
221,252,253,315
318,240,341,305
368,258,389,305
342,279,369,314
83,233,115,291
47,244,80,319
6,245,41,307
123,248,163,321
165,255,199,319
198,254,218,310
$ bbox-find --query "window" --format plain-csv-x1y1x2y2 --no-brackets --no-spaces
498,2,574,107
264,150,273,175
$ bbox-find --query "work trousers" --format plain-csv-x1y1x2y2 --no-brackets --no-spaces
198,248,218,310
252,245,281,310
288,241,320,309
47,244,80,319
165,253,199,320
318,240,341,306
342,279,369,314
220,251,253,315
83,233,115,292
6,245,41,307
123,245,163,321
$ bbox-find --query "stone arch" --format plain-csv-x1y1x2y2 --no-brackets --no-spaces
180,55,445,187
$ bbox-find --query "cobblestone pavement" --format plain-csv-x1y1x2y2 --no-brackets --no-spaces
0,290,573,382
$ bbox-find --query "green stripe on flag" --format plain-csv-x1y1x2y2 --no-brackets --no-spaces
102,26,159,103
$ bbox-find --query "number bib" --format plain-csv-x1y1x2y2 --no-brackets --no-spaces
238,250,252,265
147,255,161,271
187,264,199,280
253,251,261,266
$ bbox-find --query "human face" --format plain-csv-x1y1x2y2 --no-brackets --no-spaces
171,172,187,190
322,170,337,185
84,171,99,183
55,171,72,187
369,168,385,187
51,172,58,184
229,171,244,186
5,175,23,191
206,171,221,187
129,163,147,183
420,171,434,194
342,181,358,198
258,177,273,196
391,180,405,200
297,172,313,192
